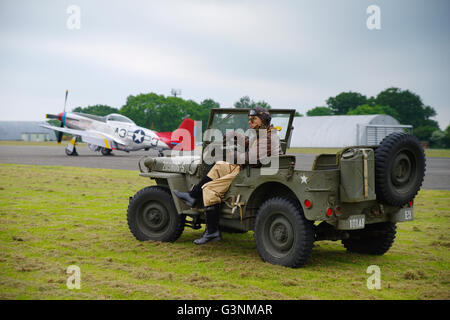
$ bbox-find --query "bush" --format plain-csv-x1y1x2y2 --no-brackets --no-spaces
430,130,445,148
413,126,439,142
347,104,399,120
444,125,450,148
306,106,333,116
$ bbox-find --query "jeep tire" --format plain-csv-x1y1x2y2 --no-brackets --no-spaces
374,132,426,206
254,197,314,268
127,186,185,242
342,222,397,255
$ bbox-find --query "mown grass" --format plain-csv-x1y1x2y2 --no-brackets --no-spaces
287,147,450,158
422,149,450,158
0,163,449,300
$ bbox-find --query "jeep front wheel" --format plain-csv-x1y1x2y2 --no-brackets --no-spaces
254,197,314,268
127,186,185,242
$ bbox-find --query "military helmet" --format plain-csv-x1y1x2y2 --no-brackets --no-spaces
249,106,271,125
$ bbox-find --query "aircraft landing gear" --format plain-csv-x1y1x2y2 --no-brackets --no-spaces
101,148,113,156
65,147,78,156
65,137,79,156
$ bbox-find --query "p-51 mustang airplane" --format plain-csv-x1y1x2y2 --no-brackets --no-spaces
40,92,196,156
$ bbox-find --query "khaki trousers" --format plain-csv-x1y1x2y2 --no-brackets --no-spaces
202,161,241,206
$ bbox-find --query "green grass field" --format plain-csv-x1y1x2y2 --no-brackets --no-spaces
0,163,449,300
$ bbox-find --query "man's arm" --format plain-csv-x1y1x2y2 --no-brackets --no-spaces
234,130,280,165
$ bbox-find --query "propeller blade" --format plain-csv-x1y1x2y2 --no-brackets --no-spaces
63,90,68,113
58,103,65,143
57,131,63,144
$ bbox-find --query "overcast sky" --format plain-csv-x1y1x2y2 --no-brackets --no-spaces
0,0,449,129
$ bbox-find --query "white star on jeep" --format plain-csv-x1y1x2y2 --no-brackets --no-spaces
300,174,308,184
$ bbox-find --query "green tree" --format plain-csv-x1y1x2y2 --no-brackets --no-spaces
119,93,165,129
375,87,440,143
234,96,253,109
234,96,271,109
326,92,368,115
119,93,221,132
413,125,437,142
444,125,450,148
46,119,60,127
346,104,399,119
430,130,445,148
375,87,438,129
72,105,119,116
306,106,333,116
255,100,271,110
156,96,186,132
200,98,220,110
196,99,220,131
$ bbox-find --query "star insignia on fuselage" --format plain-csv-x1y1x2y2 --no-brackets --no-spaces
133,129,145,144
300,174,308,184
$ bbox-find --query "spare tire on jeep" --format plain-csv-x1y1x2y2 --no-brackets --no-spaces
374,132,426,206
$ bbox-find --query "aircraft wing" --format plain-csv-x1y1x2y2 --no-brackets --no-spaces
40,124,125,150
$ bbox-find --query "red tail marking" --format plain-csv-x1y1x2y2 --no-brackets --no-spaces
156,118,195,151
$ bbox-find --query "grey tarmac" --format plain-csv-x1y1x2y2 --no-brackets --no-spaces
0,145,448,190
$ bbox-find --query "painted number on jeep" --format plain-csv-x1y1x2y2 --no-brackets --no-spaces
349,216,365,229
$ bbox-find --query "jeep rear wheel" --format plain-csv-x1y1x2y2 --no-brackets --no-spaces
254,197,314,268
127,186,185,242
342,222,397,255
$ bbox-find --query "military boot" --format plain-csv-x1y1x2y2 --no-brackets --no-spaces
174,176,212,207
194,204,221,245
173,190,197,207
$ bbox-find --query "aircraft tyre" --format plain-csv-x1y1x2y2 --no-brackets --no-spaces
101,148,113,156
65,147,78,156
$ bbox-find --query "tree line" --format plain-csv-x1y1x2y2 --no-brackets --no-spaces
73,93,218,133
305,87,448,148
70,87,448,148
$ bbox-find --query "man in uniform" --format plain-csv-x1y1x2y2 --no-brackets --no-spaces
174,106,282,245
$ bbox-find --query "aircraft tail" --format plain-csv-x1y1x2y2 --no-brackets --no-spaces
157,118,196,151
173,118,196,151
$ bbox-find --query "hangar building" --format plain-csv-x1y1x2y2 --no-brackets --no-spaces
0,121,57,141
290,114,412,148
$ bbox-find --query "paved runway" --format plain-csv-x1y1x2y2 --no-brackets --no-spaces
0,145,448,190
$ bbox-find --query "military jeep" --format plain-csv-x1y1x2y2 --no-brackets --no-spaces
127,108,426,268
